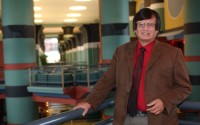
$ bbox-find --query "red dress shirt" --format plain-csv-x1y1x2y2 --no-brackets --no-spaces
134,41,155,111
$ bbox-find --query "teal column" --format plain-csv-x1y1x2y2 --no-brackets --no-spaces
184,0,200,101
35,25,44,65
100,0,130,61
74,33,84,64
72,37,77,63
82,24,100,65
65,41,71,63
80,26,87,64
68,39,73,63
68,37,77,63
149,0,165,31
63,26,75,64
58,34,66,63
2,0,37,124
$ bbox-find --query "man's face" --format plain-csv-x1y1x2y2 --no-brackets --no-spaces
135,16,158,45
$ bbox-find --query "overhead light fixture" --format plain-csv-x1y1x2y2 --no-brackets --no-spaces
75,0,91,1
34,0,40,1
34,19,43,23
34,6,42,11
64,18,78,22
67,13,81,17
69,6,87,11
34,14,43,18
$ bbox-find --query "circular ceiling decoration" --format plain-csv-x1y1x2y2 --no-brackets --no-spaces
167,0,183,18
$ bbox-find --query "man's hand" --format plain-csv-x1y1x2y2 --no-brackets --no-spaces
73,102,91,116
147,99,164,115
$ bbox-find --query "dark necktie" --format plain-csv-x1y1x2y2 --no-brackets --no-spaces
127,47,145,117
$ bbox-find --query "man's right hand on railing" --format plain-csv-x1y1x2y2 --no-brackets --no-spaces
73,102,91,116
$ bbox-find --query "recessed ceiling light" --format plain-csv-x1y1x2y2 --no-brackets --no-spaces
34,19,43,23
34,14,43,18
75,0,91,1
69,6,87,11
34,6,42,11
67,13,81,17
64,19,78,22
34,0,40,2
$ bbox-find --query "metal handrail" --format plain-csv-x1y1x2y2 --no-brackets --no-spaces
178,101,200,125
179,120,200,125
24,98,114,125
178,101,200,110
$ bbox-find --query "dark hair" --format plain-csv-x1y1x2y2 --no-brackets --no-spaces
133,8,161,31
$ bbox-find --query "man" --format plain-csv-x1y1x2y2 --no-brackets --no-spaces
73,8,191,125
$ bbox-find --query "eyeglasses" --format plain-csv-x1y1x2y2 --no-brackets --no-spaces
137,22,156,29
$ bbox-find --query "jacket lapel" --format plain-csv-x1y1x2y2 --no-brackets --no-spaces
127,41,137,76
146,40,163,72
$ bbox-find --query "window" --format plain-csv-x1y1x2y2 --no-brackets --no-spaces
44,38,60,63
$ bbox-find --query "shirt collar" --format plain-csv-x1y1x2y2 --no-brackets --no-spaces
137,41,155,53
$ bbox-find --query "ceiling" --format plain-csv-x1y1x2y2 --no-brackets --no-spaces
33,0,99,35
34,0,99,25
